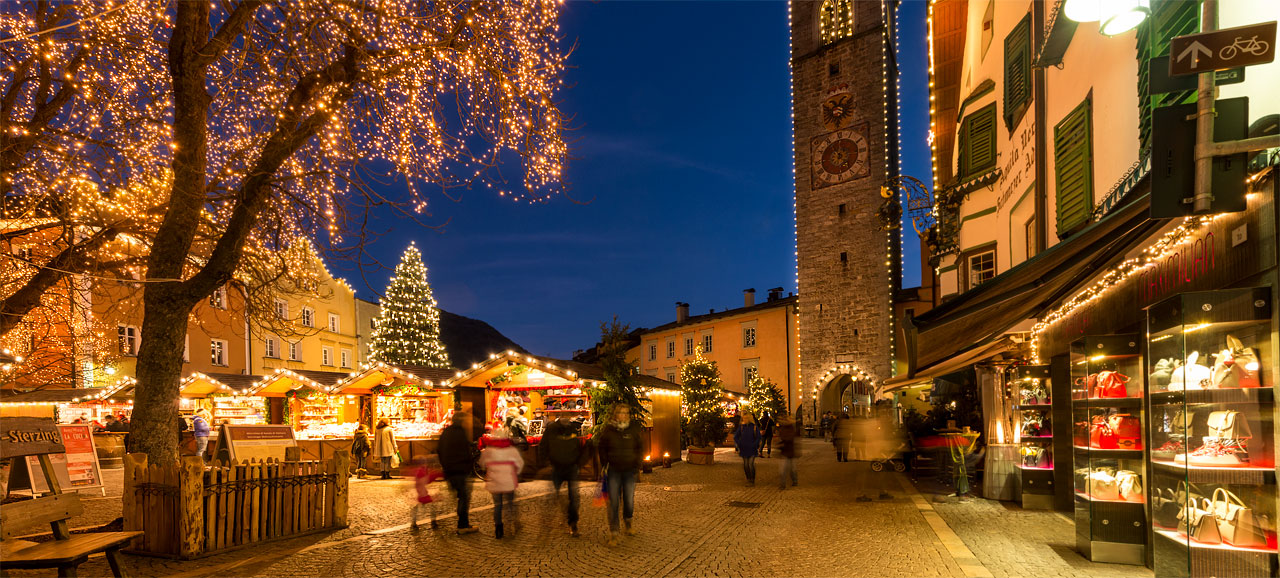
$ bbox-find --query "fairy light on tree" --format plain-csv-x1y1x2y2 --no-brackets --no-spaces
680,346,726,448
2,0,571,462
746,374,787,419
370,243,449,368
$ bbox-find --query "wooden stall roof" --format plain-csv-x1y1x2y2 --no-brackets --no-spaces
0,388,89,404
247,368,342,397
440,351,680,396
179,372,236,397
330,362,453,395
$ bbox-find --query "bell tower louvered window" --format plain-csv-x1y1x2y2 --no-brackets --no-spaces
820,0,855,45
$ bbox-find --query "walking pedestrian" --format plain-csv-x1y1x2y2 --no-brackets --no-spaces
409,456,441,531
821,411,834,442
597,403,642,546
758,412,776,458
734,412,762,486
192,409,212,460
777,414,799,489
479,427,523,539
539,416,585,536
351,424,371,478
832,412,852,462
372,419,398,479
436,412,479,535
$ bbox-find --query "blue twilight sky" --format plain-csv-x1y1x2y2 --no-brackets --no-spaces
338,1,932,359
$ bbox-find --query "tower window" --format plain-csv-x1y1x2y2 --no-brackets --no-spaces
820,0,856,45
829,62,840,77
840,252,848,263
838,203,846,216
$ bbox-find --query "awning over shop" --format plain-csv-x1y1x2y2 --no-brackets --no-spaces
330,362,450,395
248,369,334,397
439,350,679,395
882,337,1016,393
906,192,1161,372
179,372,235,397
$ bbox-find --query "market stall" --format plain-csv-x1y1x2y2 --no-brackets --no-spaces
0,381,135,467
329,363,457,471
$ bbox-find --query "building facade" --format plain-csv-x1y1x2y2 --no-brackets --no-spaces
248,251,361,376
634,290,799,400
791,0,900,419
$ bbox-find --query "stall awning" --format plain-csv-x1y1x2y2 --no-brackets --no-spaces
248,369,333,397
440,350,680,394
882,337,1017,393
331,362,450,395
908,192,1160,371
179,373,235,397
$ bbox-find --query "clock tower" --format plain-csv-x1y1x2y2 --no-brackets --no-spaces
791,0,899,419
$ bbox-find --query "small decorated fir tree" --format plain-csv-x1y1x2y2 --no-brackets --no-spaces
370,243,450,367
680,347,726,447
746,374,788,419
587,316,648,432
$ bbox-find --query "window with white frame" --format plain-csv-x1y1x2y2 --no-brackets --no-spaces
209,285,227,309
666,340,675,358
966,248,997,290
274,299,288,320
265,336,279,358
289,341,301,361
322,346,333,366
666,372,677,383
301,307,315,328
648,343,657,362
211,339,228,366
340,349,351,368
117,325,138,356
328,313,340,333
742,326,757,348
743,364,759,386
684,336,695,356
702,332,713,353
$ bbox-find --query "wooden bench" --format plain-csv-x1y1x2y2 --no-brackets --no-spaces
1,417,142,577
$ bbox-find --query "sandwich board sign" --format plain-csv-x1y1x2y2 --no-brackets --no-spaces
216,424,297,462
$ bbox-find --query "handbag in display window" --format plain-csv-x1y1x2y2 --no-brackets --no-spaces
1180,438,1252,466
1227,335,1262,388
1021,416,1045,438
1091,371,1130,398
1116,470,1143,502
1074,467,1090,493
1088,470,1120,501
1073,421,1089,447
1206,410,1252,440
1150,358,1175,386
1089,417,1118,450
1170,352,1212,391
1021,446,1048,468
1151,435,1186,461
1178,498,1223,544
1153,488,1182,529
1210,488,1267,547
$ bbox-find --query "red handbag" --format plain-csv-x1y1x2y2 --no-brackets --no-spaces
1108,413,1143,449
1090,416,1119,449
1092,371,1130,398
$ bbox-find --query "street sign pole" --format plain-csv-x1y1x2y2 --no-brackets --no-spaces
1189,2,1280,213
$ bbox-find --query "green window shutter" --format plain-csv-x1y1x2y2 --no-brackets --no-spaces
1003,14,1032,131
961,104,997,179
1054,98,1093,237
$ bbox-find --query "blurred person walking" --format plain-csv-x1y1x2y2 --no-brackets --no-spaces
409,456,442,531
777,415,799,488
734,413,762,486
758,412,776,458
540,417,585,536
479,427,524,539
597,404,643,546
192,409,212,460
351,424,371,478
436,412,479,535
832,412,852,462
373,419,398,479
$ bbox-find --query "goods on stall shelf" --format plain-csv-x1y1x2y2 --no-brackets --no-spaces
377,395,445,423
295,422,361,440
211,395,265,425
291,393,357,439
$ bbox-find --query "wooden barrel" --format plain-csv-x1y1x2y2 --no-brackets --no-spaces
94,432,128,469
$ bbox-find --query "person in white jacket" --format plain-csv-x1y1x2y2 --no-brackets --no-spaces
478,427,524,539
372,419,398,479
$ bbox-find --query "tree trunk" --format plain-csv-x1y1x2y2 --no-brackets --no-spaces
130,284,193,464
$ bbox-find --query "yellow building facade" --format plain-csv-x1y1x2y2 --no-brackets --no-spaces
248,255,360,376
633,290,799,402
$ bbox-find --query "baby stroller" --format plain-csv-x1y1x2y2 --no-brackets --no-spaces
869,439,908,472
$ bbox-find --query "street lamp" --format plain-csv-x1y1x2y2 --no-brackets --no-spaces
1063,0,1149,36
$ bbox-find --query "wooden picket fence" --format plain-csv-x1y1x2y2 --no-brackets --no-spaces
122,452,349,559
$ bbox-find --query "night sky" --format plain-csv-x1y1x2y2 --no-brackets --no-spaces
337,1,932,359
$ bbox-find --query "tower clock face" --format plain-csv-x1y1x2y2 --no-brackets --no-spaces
810,126,870,188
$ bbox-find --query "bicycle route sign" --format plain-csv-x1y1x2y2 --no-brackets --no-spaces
1170,21,1275,77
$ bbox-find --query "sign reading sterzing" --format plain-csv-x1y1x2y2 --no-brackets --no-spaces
1170,21,1276,76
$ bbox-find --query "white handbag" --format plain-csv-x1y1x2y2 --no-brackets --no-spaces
1207,410,1252,440
1178,498,1223,544
1211,488,1266,547
1089,470,1120,501
1170,352,1211,390
1116,470,1143,502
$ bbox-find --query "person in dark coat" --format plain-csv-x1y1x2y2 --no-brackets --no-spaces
733,413,762,486
758,412,776,458
596,404,643,545
435,412,479,535
776,415,799,488
351,424,371,478
539,417,585,536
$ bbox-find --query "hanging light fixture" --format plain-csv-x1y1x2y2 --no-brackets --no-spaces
1063,0,1108,22
1100,0,1150,36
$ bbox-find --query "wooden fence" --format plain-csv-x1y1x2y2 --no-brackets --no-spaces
122,452,349,559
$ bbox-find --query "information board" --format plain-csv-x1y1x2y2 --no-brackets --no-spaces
218,424,297,462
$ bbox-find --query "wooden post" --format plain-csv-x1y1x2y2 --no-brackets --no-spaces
203,467,216,553
309,461,319,530
332,451,349,528
283,461,295,536
239,461,252,544
122,453,147,549
178,457,203,558
249,460,261,543
164,461,180,556
271,460,282,539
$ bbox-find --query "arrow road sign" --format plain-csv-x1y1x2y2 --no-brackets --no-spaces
1170,21,1276,77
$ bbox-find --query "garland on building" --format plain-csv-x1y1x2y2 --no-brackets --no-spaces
370,243,451,367
371,383,434,396
680,347,726,447
745,375,787,418
487,365,528,387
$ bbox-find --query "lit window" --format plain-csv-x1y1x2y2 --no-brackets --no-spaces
211,340,228,366
967,250,996,289
301,308,314,328
265,336,278,358
328,313,340,333
274,300,288,320
819,0,856,45
117,325,138,356
322,346,333,366
743,327,757,348
209,286,227,309
341,349,351,368
744,366,759,386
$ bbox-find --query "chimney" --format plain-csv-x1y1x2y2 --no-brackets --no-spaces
767,287,784,302
676,302,689,323
743,288,756,308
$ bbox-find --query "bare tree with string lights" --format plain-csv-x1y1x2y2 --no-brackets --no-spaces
1,0,570,462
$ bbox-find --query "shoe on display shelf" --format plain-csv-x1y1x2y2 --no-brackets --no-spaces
1175,438,1250,466
1151,438,1185,461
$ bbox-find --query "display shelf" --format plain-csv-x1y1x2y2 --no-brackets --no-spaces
545,409,589,413
543,394,588,398
1073,446,1144,460
1018,464,1054,471
1155,529,1280,554
1075,491,1145,504
1015,365,1055,509
1073,398,1143,409
1015,403,1053,409
1150,388,1274,406
1021,435,1054,440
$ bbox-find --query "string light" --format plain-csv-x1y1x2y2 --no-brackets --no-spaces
369,243,450,368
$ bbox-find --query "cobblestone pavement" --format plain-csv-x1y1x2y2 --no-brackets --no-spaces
15,440,1154,577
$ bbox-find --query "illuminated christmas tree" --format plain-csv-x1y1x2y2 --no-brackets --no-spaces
746,375,788,419
370,244,450,367
680,347,726,447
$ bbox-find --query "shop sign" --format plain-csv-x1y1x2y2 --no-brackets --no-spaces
218,424,297,462
1170,22,1276,76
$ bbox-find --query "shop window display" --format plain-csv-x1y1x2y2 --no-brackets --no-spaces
1072,334,1148,565
1147,287,1277,577
372,384,453,439
1016,364,1054,509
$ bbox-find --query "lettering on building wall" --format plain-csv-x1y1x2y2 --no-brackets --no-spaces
1137,230,1216,304
996,122,1036,212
